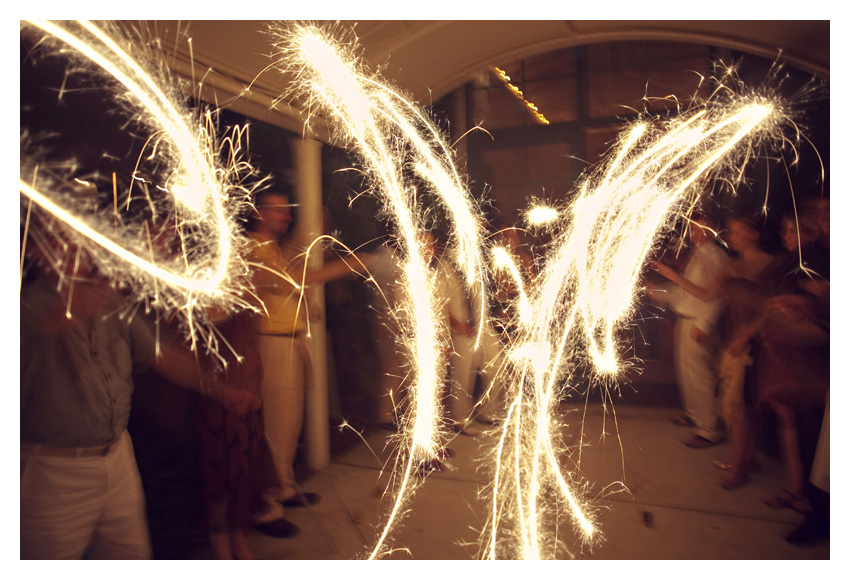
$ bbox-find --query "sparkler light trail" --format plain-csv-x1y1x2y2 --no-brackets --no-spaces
484,92,785,560
269,21,489,559
271,22,789,560
20,21,257,359
20,19,799,560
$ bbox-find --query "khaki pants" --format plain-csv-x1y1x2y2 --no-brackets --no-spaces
20,431,151,559
259,333,311,500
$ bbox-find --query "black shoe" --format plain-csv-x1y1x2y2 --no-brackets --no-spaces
475,415,501,426
256,518,300,538
416,458,444,474
786,516,828,545
280,492,321,508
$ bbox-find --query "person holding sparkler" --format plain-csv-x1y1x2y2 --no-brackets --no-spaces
713,213,775,489
20,216,259,559
368,232,408,430
725,211,828,515
652,211,729,449
197,307,277,559
247,187,372,531
437,243,503,435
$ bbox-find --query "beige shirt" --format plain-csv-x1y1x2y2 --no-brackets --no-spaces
248,232,308,335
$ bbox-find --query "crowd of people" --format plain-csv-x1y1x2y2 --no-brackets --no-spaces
20,180,830,558
19,179,520,559
648,198,830,545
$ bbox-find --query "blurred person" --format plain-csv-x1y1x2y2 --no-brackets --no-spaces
712,213,776,489
653,212,729,448
20,226,257,559
247,187,372,525
491,225,534,343
196,308,278,558
725,212,828,513
368,233,408,429
436,242,504,436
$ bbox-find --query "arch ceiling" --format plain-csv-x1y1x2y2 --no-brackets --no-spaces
136,20,829,137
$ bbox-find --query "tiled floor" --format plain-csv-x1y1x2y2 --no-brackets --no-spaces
222,404,830,561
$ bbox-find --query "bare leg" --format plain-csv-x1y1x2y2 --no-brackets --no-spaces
724,412,749,486
725,407,758,486
230,529,255,560
773,402,806,497
209,532,233,560
208,499,233,559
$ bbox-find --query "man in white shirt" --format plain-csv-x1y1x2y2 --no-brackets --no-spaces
436,245,503,436
654,213,729,448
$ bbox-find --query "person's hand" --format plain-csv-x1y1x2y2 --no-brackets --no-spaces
767,294,811,324
451,319,475,338
357,252,378,266
461,321,475,338
725,334,748,357
691,326,707,344
208,382,260,417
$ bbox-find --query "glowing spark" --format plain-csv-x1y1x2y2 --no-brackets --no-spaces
20,21,256,357
525,205,560,226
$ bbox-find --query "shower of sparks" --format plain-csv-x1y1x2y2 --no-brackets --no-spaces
484,96,784,560
270,22,790,560
20,20,258,360
269,21,489,559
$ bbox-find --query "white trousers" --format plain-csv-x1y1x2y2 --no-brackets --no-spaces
447,329,504,424
20,430,151,559
375,322,406,424
674,318,722,442
810,391,829,492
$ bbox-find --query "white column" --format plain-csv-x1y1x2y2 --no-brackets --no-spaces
292,136,330,471
450,84,469,171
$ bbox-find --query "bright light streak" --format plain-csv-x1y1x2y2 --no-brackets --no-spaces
272,23,788,560
525,205,560,226
21,21,796,560
485,95,782,559
270,22,487,559
20,21,256,358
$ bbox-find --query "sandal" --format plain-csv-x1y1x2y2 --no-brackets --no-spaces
721,474,747,490
685,435,719,449
764,490,813,513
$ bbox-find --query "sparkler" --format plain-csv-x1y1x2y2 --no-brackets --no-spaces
20,21,257,360
525,204,560,227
